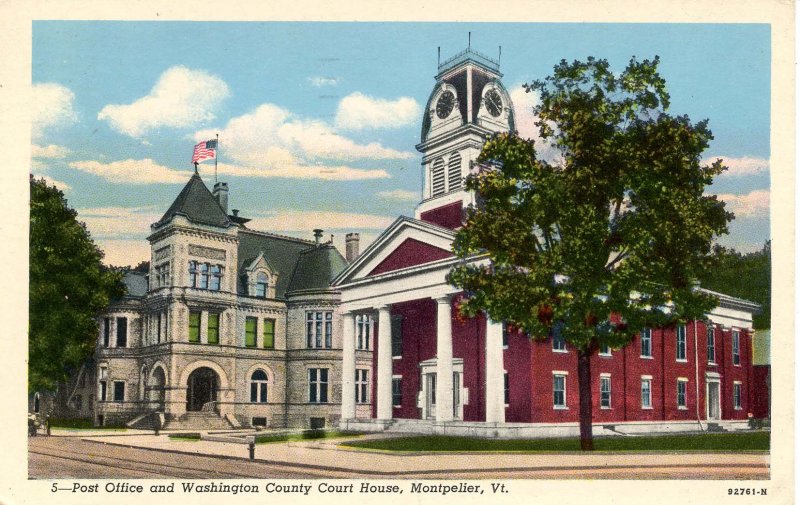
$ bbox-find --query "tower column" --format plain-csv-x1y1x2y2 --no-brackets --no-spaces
376,305,393,420
435,295,454,422
485,318,506,423
341,311,356,420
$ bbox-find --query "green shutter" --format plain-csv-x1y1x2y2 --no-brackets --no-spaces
188,312,200,343
263,318,275,349
245,317,257,347
207,313,219,344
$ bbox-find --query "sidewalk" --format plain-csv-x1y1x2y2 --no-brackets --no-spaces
79,432,770,478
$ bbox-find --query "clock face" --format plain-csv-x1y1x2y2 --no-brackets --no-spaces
436,90,455,119
484,89,503,117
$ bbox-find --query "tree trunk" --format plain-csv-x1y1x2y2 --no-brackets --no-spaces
577,347,594,451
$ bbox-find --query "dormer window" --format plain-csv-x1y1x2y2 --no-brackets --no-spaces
255,272,268,298
245,253,277,298
188,260,223,291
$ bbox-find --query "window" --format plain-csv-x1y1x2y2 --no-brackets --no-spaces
447,152,462,192
641,328,652,358
600,376,611,408
732,330,741,365
156,312,162,344
357,315,371,350
113,381,125,403
263,318,275,349
392,377,402,407
102,318,110,347
641,378,652,408
207,313,219,345
391,316,403,357
155,263,170,287
308,368,328,403
431,158,445,196
733,382,742,410
676,324,687,361
599,343,611,356
189,261,197,287
98,367,107,401
306,312,332,349
188,261,222,291
250,370,268,403
245,317,257,347
552,325,567,352
252,417,267,427
706,324,716,363
502,322,510,348
188,311,201,343
116,317,127,347
255,272,267,297
355,369,369,404
677,379,688,409
553,374,566,408
504,372,510,405
210,265,222,291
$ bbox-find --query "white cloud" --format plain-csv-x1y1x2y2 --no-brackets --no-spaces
69,158,189,184
98,66,230,137
309,76,339,87
32,83,77,140
509,85,561,164
713,189,770,218
76,206,162,240
32,174,72,191
247,210,395,233
32,143,71,159
96,239,152,267
702,156,769,177
334,92,420,130
377,189,418,201
195,102,410,180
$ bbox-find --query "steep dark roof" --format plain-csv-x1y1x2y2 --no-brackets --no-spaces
122,271,148,298
155,173,231,228
288,245,349,293
237,230,316,298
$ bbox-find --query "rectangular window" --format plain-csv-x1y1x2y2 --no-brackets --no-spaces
209,265,222,291
199,263,209,289
245,317,257,347
306,311,332,349
357,315,371,350
732,330,741,365
677,379,688,408
600,376,611,408
641,328,652,358
676,324,687,361
116,317,128,347
504,372,510,405
156,313,162,344
707,324,716,363
188,311,201,343
502,322,510,348
325,312,332,348
641,378,652,408
355,369,369,404
552,332,567,352
553,374,566,408
309,368,328,403
113,381,125,402
188,261,197,287
391,316,403,357
263,318,275,349
599,343,611,356
733,382,742,410
99,381,107,401
102,318,110,347
207,313,219,345
392,377,402,407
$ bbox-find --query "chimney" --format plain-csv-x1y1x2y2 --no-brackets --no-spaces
345,232,360,263
313,229,324,246
213,182,229,213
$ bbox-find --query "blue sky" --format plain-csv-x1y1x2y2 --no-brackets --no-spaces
31,22,771,265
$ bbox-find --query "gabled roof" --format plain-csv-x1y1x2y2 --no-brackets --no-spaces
237,230,315,297
288,245,349,293
155,173,231,228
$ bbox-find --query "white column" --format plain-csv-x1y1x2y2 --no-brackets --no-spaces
485,318,506,423
376,306,393,420
341,311,356,420
435,296,454,422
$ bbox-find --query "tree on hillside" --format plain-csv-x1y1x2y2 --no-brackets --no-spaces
447,57,731,450
29,176,125,393
699,242,770,329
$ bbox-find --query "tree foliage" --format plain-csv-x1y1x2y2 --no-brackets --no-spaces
447,57,732,449
29,176,124,393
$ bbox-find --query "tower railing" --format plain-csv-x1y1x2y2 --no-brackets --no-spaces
438,48,500,73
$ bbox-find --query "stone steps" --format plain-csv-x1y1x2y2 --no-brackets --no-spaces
163,412,233,431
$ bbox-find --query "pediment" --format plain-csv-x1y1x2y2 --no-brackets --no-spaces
332,217,456,285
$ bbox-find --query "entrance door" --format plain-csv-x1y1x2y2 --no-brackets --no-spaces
187,367,218,412
425,373,436,420
707,381,721,420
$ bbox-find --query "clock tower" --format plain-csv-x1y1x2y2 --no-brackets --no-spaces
415,47,515,229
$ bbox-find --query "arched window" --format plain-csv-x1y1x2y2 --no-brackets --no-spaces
431,158,445,196
250,370,268,403
447,152,462,191
255,272,268,298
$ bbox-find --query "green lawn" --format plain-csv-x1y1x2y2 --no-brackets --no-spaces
256,429,360,444
341,431,769,452
168,433,201,441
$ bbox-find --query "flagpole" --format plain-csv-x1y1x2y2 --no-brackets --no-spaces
215,133,219,184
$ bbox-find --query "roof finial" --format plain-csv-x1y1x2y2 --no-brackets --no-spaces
193,161,198,174
468,32,471,50
438,46,441,66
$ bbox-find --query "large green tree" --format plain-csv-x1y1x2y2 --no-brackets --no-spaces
448,57,731,450
29,176,124,393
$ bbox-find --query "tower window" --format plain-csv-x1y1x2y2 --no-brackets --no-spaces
431,158,446,196
447,153,462,191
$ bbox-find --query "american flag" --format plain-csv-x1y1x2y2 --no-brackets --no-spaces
191,139,217,164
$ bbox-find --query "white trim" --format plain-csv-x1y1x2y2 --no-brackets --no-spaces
552,370,570,375
599,372,612,377
641,375,653,380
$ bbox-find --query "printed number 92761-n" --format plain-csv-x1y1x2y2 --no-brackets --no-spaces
728,488,767,496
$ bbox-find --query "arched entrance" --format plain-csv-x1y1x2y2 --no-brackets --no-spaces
186,367,218,411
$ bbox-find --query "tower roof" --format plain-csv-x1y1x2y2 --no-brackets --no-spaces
155,173,231,228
